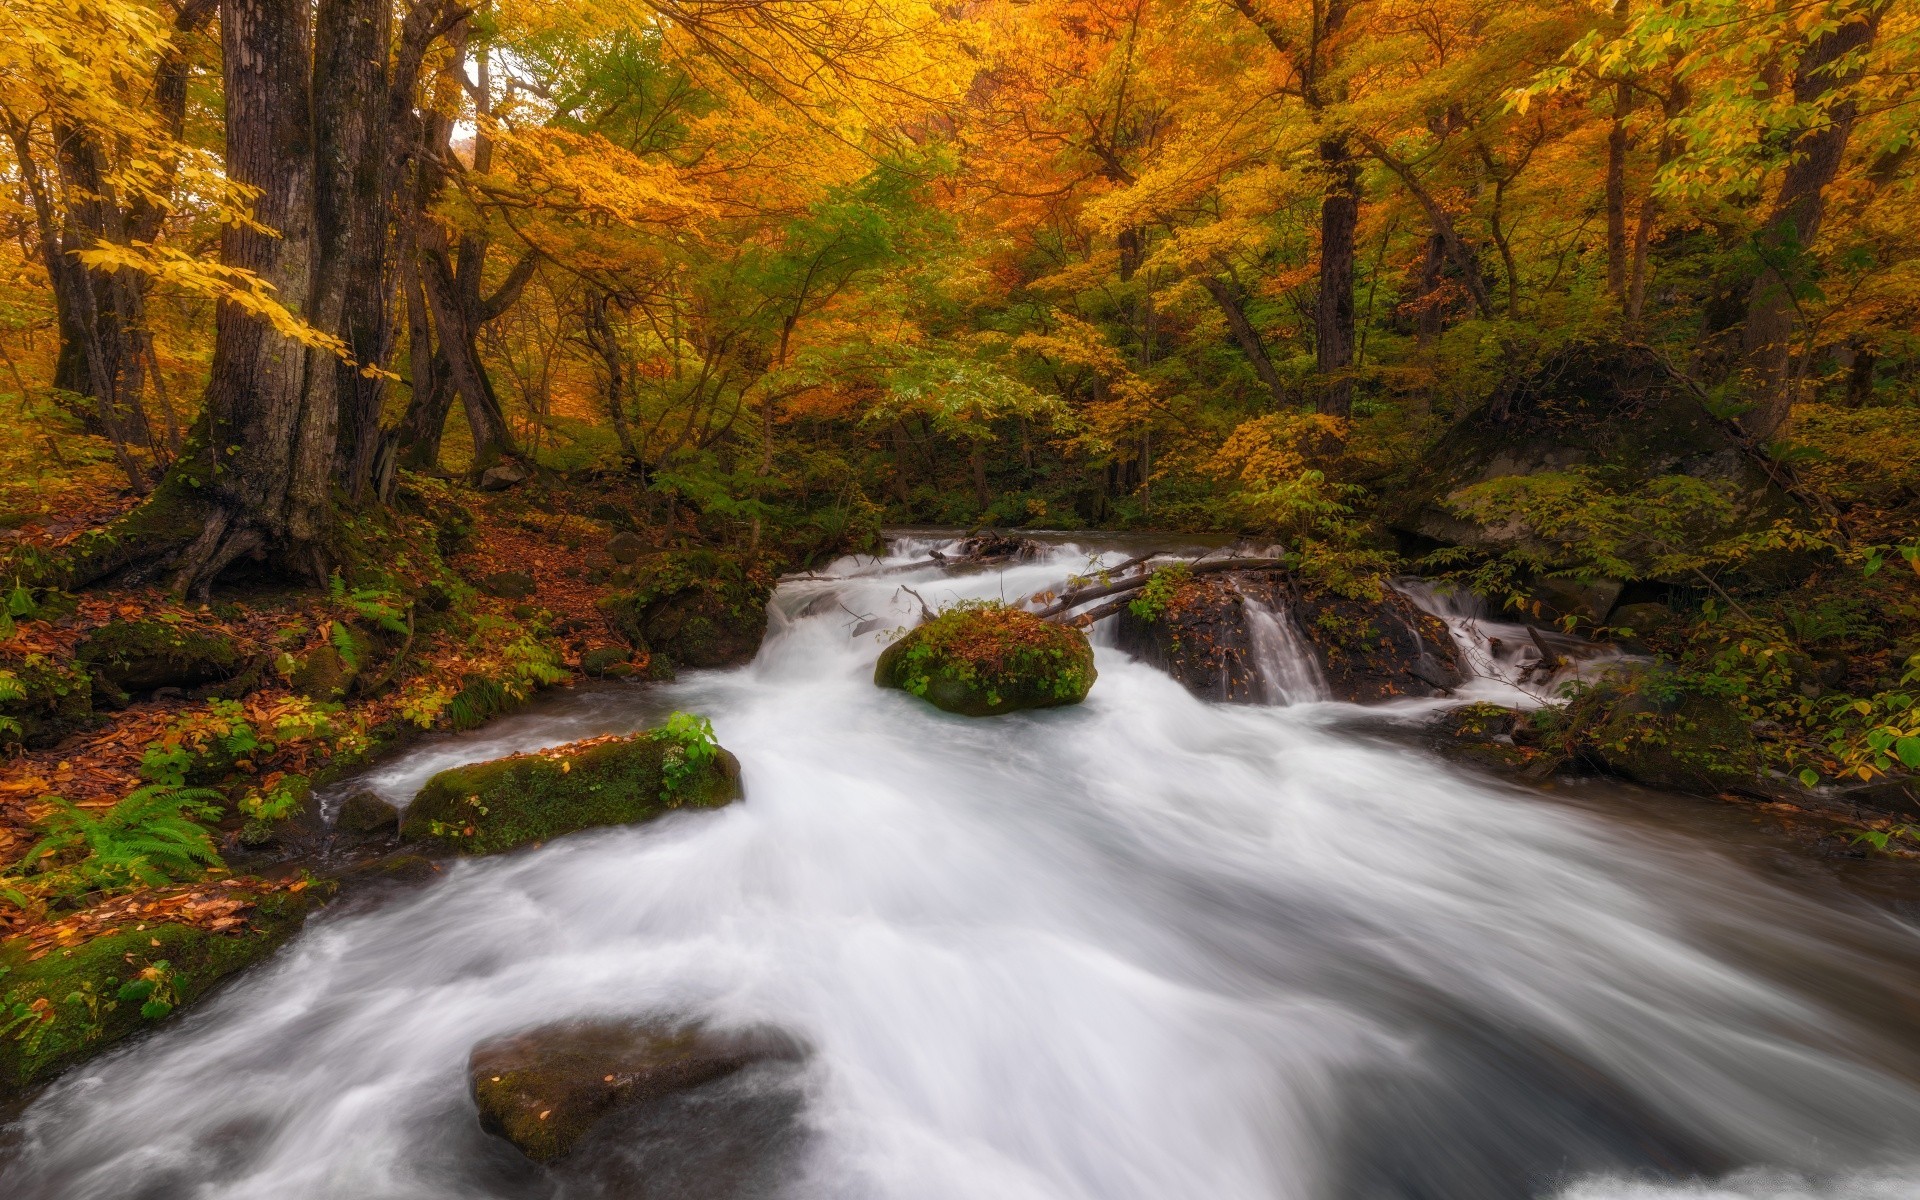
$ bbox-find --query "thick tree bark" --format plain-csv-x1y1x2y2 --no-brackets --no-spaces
1738,10,1878,441
1315,137,1358,418
168,0,330,593
316,0,395,502
1200,275,1287,409
1605,82,1631,304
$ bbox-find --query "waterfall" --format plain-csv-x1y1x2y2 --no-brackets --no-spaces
1239,591,1328,705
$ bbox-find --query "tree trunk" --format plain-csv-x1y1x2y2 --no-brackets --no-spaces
1738,11,1878,441
1200,275,1287,408
167,0,330,594
1605,81,1631,304
316,0,395,502
1315,137,1358,418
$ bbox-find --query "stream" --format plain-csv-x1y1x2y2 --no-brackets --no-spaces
6,535,1920,1199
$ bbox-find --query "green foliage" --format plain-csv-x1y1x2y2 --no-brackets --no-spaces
878,601,1096,715
1128,562,1192,622
656,711,718,799
4,785,224,905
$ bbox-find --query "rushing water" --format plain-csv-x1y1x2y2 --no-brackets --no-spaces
7,538,1920,1200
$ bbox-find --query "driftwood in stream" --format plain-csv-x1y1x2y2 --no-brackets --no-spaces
1036,558,1288,622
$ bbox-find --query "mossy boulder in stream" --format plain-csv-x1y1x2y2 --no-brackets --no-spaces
75,618,242,703
599,551,773,671
400,722,743,856
0,882,326,1095
875,603,1095,717
1560,666,1760,793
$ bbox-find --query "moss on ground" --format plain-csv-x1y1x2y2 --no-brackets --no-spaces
875,603,1096,717
76,618,241,699
0,654,93,749
0,884,325,1096
400,730,743,856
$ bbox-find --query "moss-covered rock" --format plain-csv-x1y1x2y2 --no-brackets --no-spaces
75,619,241,701
470,1020,803,1163
400,728,743,856
0,883,326,1096
0,653,93,749
579,646,634,678
1563,668,1760,793
875,604,1096,717
1426,702,1564,779
599,551,773,670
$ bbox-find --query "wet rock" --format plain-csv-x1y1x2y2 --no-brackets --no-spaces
1564,665,1760,793
1608,602,1676,636
1115,571,1460,704
75,618,241,702
1530,577,1624,627
948,531,1046,563
875,604,1095,716
335,790,400,836
606,531,654,564
480,570,537,600
470,1020,805,1164
599,550,774,670
1426,703,1563,780
401,727,743,856
578,646,633,678
479,461,533,491
0,882,330,1093
0,654,92,749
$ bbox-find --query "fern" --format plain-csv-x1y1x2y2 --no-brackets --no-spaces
6,785,226,903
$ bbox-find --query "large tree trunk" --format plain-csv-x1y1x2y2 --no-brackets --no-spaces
1315,137,1358,418
165,0,330,594
1738,10,1878,441
1605,80,1631,304
316,0,395,503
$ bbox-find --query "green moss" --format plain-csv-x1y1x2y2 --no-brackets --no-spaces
400,729,743,856
0,654,94,749
599,550,773,670
0,885,324,1095
76,619,241,699
875,603,1096,717
1564,669,1760,792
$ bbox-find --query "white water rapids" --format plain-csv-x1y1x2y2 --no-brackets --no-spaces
6,537,1920,1200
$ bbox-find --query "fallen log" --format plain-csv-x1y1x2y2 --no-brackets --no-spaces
1036,557,1289,621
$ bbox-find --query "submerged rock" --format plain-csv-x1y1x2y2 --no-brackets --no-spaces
335,790,401,837
400,727,743,855
875,604,1096,716
1114,570,1460,704
75,618,241,703
600,550,773,671
470,1020,804,1163
0,882,328,1094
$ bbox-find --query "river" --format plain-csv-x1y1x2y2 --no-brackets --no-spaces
5,536,1920,1200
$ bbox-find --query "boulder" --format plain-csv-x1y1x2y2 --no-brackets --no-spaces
875,604,1095,716
1114,571,1460,704
470,1020,804,1164
75,619,241,702
0,882,327,1093
606,531,654,564
290,641,358,702
599,551,773,671
479,461,533,491
1425,702,1563,779
0,653,92,749
480,571,537,600
400,727,743,856
1386,339,1792,561
578,646,633,678
1564,666,1760,793
335,790,401,836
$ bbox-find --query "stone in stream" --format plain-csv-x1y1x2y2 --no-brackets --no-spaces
1113,570,1460,704
599,549,774,672
469,1021,805,1163
875,603,1096,716
400,726,743,855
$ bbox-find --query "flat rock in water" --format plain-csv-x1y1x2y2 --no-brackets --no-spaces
469,1021,805,1163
